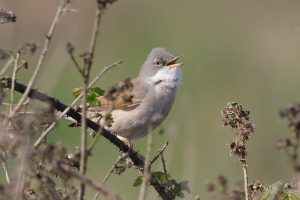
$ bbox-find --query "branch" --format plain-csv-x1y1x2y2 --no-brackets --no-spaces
33,60,122,147
8,0,70,118
1,78,175,200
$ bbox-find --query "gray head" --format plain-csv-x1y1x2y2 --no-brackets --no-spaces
139,48,183,88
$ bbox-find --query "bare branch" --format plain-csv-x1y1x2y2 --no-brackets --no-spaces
150,141,169,165
8,0,70,118
9,53,20,113
0,56,14,78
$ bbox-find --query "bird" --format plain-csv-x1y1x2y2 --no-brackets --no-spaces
86,47,183,146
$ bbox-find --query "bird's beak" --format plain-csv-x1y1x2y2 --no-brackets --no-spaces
166,56,183,68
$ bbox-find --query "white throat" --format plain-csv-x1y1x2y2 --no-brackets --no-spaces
147,67,182,89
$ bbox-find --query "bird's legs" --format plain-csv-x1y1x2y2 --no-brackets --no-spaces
114,134,133,148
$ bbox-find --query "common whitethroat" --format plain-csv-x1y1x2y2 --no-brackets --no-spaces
87,48,183,145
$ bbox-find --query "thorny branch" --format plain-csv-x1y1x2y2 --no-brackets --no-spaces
0,78,175,200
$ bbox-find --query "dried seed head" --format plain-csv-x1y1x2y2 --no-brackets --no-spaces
227,140,247,159
222,102,255,142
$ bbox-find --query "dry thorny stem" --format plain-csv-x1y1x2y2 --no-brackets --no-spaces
221,102,255,200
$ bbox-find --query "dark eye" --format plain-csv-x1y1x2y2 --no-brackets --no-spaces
154,59,161,66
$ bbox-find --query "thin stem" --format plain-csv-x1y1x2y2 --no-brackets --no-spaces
138,131,153,200
240,159,249,200
0,56,14,78
33,60,121,148
150,141,169,165
78,76,88,200
78,1,104,198
9,53,20,113
70,52,84,75
160,153,168,181
1,154,10,184
8,0,69,118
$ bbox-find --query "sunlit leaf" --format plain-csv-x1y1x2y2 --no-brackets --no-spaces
72,87,83,98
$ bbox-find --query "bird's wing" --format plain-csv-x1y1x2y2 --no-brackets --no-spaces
88,78,148,112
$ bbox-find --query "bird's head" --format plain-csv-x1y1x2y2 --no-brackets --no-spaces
139,48,183,88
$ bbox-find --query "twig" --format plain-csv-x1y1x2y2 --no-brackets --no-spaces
0,56,14,78
54,161,123,200
78,1,106,197
241,159,249,200
93,154,127,200
150,141,169,165
138,131,153,200
33,60,121,148
8,0,69,118
9,53,20,113
78,76,88,200
1,78,175,200
160,153,168,181
0,152,10,184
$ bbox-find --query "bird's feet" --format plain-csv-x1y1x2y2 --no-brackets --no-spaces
115,134,133,149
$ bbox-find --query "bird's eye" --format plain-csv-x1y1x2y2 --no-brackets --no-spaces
154,59,161,66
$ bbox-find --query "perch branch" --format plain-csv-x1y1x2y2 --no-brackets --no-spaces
33,60,122,147
0,78,174,200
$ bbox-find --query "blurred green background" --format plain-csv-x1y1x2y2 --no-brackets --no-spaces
2,0,300,199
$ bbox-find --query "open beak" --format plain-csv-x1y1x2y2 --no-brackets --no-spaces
166,55,183,68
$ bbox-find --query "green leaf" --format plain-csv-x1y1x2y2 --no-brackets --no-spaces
152,171,171,184
72,87,105,106
91,87,105,96
133,176,143,187
87,87,105,106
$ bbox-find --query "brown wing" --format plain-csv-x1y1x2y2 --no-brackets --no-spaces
88,78,147,112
